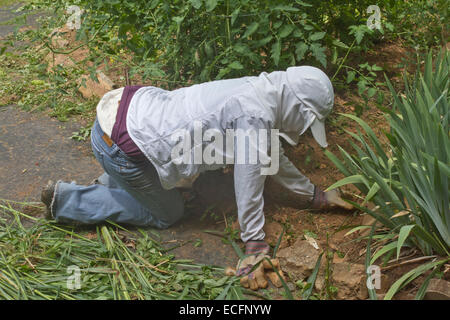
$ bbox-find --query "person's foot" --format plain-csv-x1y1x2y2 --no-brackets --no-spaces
41,180,56,219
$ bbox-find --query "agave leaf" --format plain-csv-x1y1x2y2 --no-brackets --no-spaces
325,149,351,177
325,175,369,192
302,252,323,300
363,183,380,205
384,258,449,300
396,225,415,260
344,225,371,237
340,113,388,164
370,241,398,266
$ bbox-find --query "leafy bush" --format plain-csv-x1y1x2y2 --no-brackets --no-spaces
28,0,407,84
326,49,449,297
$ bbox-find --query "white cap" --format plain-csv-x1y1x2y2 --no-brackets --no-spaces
285,66,334,148
310,117,328,148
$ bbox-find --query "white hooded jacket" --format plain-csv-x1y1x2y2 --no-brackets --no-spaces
126,66,334,242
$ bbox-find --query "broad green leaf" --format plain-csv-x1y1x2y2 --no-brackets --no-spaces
272,5,300,12
295,42,308,62
349,25,368,44
233,43,251,55
367,87,377,98
189,0,202,9
242,22,259,39
256,35,273,46
293,29,304,38
371,64,383,71
295,0,313,7
216,67,231,80
385,22,394,32
228,61,243,70
271,40,281,66
205,0,218,12
230,7,240,26
309,43,327,67
278,25,295,38
332,39,349,49
309,31,326,41
346,71,356,84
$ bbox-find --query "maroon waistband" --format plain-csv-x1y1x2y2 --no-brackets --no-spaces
111,85,146,159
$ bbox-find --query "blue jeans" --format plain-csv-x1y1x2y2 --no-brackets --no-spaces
52,119,185,229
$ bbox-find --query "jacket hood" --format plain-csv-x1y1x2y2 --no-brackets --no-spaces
247,66,334,146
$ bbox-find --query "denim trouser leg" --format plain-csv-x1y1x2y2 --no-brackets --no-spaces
96,172,120,189
52,119,185,229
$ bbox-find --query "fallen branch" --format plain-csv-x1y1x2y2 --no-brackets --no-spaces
381,255,438,271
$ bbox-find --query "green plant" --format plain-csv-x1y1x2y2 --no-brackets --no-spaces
344,62,385,115
326,49,449,298
0,33,96,121
25,0,413,86
71,125,92,141
331,29,386,115
321,233,338,299
0,200,251,300
297,251,323,300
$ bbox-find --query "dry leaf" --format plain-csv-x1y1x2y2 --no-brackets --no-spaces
304,234,319,250
391,210,410,218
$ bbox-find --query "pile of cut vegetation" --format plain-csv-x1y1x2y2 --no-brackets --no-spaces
0,201,249,300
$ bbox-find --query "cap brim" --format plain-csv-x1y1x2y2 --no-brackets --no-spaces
278,132,300,146
310,118,328,148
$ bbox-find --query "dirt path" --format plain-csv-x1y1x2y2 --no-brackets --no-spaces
0,105,102,201
0,2,44,39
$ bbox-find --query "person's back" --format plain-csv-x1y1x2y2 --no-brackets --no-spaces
127,76,273,189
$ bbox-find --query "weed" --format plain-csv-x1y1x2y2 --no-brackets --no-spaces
71,125,92,141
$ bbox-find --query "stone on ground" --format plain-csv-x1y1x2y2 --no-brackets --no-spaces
424,278,450,300
276,238,321,281
315,262,368,300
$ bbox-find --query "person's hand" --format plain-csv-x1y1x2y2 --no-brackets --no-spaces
225,241,286,290
311,186,353,210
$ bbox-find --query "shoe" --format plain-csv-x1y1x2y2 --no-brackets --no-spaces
41,180,56,219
